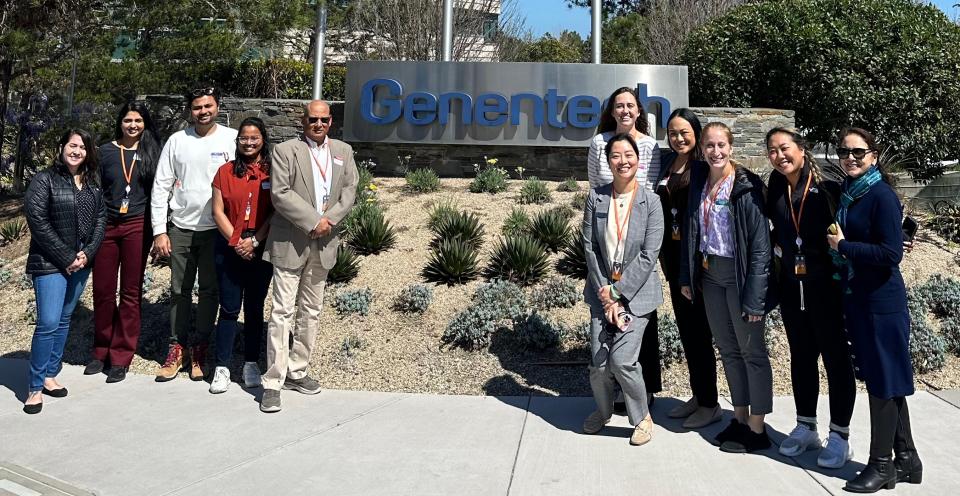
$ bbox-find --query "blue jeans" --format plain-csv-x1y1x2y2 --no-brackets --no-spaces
214,235,272,367
29,268,91,392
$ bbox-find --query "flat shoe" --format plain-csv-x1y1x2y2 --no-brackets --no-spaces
23,402,42,414
42,387,68,398
683,404,723,429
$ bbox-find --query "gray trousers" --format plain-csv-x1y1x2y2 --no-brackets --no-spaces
701,255,773,415
588,304,650,426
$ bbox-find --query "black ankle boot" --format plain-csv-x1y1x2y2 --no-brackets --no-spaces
843,456,897,493
894,451,922,484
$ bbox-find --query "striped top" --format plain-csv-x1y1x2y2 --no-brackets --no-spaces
586,131,661,191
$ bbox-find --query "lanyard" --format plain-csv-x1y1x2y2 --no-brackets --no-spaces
612,181,638,244
118,144,137,195
243,165,262,227
307,139,332,183
701,171,732,233
787,170,813,247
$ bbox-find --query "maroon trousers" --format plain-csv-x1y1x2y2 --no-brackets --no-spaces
92,215,151,367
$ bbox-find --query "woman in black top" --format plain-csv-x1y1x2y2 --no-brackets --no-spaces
23,129,106,414
654,108,720,429
765,128,856,468
85,102,160,383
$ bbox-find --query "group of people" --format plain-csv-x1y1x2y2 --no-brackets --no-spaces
580,86,921,493
21,83,921,493
22,88,358,416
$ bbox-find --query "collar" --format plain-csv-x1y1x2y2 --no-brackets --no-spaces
305,135,329,150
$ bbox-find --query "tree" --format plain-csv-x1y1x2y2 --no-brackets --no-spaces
681,0,960,181
507,31,589,63
600,12,648,63
644,0,747,64
565,0,651,17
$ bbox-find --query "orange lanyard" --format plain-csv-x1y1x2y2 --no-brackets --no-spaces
612,181,638,243
787,170,813,243
308,141,332,183
118,144,137,193
701,171,732,233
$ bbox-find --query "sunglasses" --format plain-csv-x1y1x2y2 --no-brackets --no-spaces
190,87,216,98
307,116,332,124
836,147,874,160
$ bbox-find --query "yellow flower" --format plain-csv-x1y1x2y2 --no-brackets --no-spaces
486,158,498,166
369,183,378,191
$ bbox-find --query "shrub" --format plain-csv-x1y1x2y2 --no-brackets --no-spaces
518,177,552,205
501,207,531,238
18,273,33,290
442,304,501,350
549,205,576,220
142,270,155,294
0,268,11,285
530,208,571,253
530,276,581,309
940,318,960,356
571,320,591,343
328,245,362,284
427,198,459,231
405,168,440,193
347,205,397,255
341,201,380,241
485,236,551,286
356,160,376,200
24,299,37,323
334,287,373,316
394,283,434,313
927,202,960,244
556,227,588,279
0,218,27,245
473,279,528,321
906,288,947,373
917,274,960,317
571,191,588,210
423,238,480,285
557,177,581,192
469,160,509,194
658,314,685,368
513,312,566,350
340,333,367,358
430,210,484,250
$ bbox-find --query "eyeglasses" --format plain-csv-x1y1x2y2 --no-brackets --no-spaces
836,147,874,160
307,116,332,124
236,137,262,144
190,87,216,98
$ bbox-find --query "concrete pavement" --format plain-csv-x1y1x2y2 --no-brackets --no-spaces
0,358,957,496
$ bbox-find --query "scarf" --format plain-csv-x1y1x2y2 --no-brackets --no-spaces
830,166,882,286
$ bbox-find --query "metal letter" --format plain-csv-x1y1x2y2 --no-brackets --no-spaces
360,78,403,124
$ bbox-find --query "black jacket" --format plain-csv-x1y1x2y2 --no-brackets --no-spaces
24,165,106,275
679,164,773,316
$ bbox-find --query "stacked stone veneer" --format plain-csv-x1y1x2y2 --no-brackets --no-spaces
142,96,794,178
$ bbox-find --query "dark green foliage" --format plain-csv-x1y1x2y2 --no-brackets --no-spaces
681,0,960,181
530,276,581,310
356,165,375,201
518,177,552,205
501,207,531,237
328,245,361,284
473,280,528,322
906,288,947,373
340,333,367,358
927,202,960,245
658,314,685,368
427,198,459,231
333,287,373,316
346,205,397,255
469,164,509,194
442,304,501,350
530,208,572,253
556,226,588,279
393,284,434,314
0,219,27,245
485,236,551,286
423,238,480,285
508,31,589,63
556,177,581,193
405,168,440,193
549,205,576,221
571,320,591,343
513,312,566,350
571,191,588,210
430,211,484,250
917,274,960,355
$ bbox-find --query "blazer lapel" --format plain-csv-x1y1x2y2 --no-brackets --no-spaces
329,141,343,202
624,189,647,264
296,140,317,207
595,186,611,273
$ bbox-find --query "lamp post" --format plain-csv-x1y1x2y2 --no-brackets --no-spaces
591,0,601,64
310,0,328,100
442,0,453,61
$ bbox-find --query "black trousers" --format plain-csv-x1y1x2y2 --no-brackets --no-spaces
640,310,662,394
869,394,917,458
667,277,718,407
779,277,856,428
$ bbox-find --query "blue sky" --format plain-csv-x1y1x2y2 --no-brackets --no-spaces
516,0,960,37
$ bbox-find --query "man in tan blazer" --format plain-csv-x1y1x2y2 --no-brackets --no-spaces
259,100,358,413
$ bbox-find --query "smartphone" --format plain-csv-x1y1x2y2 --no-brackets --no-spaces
902,216,919,242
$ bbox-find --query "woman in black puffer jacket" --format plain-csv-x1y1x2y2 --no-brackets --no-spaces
22,128,106,414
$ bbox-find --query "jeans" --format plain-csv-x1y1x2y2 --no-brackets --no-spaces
28,268,91,392
214,235,273,367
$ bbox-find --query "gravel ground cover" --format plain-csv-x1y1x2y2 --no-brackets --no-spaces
1,177,958,397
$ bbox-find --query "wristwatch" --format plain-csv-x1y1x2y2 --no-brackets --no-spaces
250,237,259,248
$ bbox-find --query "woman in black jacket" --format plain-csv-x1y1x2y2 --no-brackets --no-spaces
679,122,773,453
765,128,857,468
22,128,106,414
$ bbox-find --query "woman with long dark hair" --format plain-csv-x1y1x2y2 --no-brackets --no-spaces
85,101,161,383
23,128,106,413
208,117,274,393
654,108,721,429
827,128,922,493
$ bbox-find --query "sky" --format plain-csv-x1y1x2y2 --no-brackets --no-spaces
515,0,960,37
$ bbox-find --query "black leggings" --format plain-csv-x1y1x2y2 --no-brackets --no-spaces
869,395,917,458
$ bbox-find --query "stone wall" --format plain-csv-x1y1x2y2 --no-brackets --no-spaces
143,96,794,178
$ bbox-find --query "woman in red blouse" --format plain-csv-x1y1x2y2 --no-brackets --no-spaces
209,117,274,394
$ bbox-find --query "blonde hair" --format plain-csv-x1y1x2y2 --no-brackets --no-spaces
701,122,742,168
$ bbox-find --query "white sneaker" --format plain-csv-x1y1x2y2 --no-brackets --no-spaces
242,362,262,388
779,423,820,456
817,431,853,469
209,366,231,394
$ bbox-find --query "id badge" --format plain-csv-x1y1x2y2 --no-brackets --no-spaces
795,254,807,275
610,262,623,282
244,203,251,221
702,256,710,270
119,198,129,214
671,223,681,241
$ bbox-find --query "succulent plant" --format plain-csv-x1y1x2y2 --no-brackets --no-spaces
430,210,484,250
423,238,480,285
501,207,531,238
556,226,588,279
530,208,571,253
518,176,552,205
328,245,361,284
484,235,550,286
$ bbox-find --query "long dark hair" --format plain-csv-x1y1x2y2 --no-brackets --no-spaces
597,87,649,135
55,128,99,186
667,107,703,160
113,101,160,184
233,117,271,177
764,127,832,183
603,133,640,161
836,127,894,185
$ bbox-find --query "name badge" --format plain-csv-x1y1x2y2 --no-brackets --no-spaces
774,245,783,258
716,199,730,207
323,194,330,205
261,181,271,190
210,152,226,165
333,156,344,166
658,178,669,187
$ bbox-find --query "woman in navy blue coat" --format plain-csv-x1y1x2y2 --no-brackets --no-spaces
826,128,921,493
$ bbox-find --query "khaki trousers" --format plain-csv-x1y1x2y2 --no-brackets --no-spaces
262,247,328,391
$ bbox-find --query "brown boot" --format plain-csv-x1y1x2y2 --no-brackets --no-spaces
189,345,207,381
155,344,183,382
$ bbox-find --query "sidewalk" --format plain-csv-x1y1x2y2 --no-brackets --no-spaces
0,357,957,496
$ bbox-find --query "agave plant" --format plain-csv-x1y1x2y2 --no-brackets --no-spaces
556,227,588,279
347,205,397,255
530,208,571,253
430,210,484,250
423,238,480,285
518,176,552,205
484,235,550,286
501,207,531,237
0,218,27,245
427,198,459,231
328,244,362,284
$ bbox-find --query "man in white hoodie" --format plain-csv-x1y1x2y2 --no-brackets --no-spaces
151,86,237,382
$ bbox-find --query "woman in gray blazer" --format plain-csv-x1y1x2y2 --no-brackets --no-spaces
581,133,664,446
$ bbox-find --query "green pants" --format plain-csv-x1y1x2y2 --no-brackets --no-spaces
167,225,219,347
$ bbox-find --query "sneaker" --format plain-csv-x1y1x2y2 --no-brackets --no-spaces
683,404,722,429
630,414,654,446
710,419,748,447
282,375,322,395
242,362,262,388
721,427,771,453
189,345,207,381
818,432,854,469
209,366,231,394
260,389,282,413
155,344,184,382
668,396,699,419
779,423,820,457
84,359,104,375
582,410,611,434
